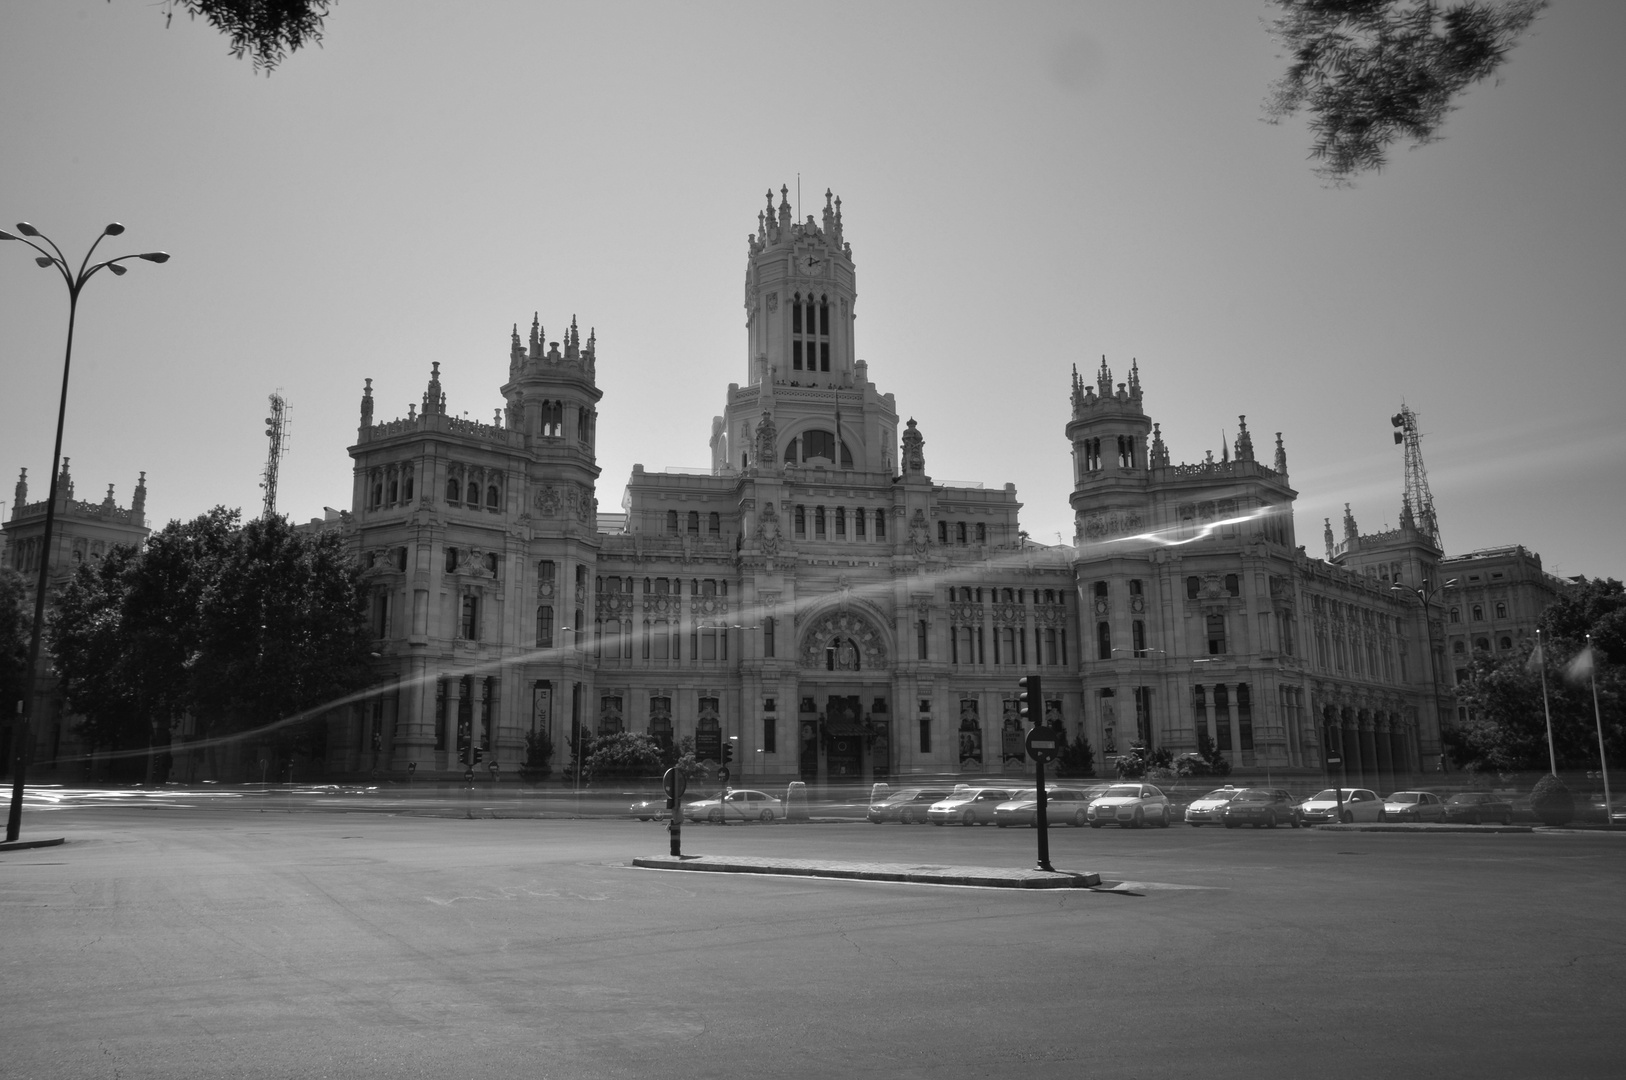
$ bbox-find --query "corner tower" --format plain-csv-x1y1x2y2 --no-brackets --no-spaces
1066,357,1155,536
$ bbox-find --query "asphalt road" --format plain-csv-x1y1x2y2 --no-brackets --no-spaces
3,795,1622,1080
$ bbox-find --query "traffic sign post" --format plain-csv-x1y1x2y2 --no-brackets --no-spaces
663,767,688,856
1020,675,1056,873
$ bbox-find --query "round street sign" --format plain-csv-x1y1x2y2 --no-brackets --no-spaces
1025,725,1062,763
663,767,688,800
717,765,731,784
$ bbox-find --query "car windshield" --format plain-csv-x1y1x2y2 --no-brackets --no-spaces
1447,794,1487,804
1009,789,1037,801
1308,789,1345,802
1388,793,1420,803
1234,791,1269,802
882,791,917,804
1201,789,1237,802
1104,785,1142,797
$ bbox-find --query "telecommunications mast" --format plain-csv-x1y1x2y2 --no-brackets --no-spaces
1391,403,1439,549
261,391,290,520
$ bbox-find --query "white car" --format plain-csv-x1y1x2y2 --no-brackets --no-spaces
1086,783,1172,828
927,787,1014,826
684,789,783,823
1299,788,1383,824
1184,786,1242,826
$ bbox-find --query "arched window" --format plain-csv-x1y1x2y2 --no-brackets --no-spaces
708,512,720,535
1495,602,1508,619
1225,574,1240,597
666,510,678,534
466,481,480,504
1472,604,1484,621
956,522,967,544
372,481,384,508
403,470,414,502
446,478,460,503
487,485,500,510
1474,637,1490,652
687,511,700,535
387,478,398,504
1448,607,1461,623
1452,641,1465,654
485,553,499,576
1499,636,1512,651
938,521,949,543
976,523,987,543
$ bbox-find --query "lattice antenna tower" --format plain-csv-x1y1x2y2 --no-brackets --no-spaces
1390,403,1439,549
260,392,290,520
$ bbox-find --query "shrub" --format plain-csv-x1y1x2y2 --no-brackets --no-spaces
1529,773,1575,826
519,727,554,783
1055,732,1097,778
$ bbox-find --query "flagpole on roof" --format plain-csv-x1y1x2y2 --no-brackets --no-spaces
1532,629,1558,776
1582,635,1612,830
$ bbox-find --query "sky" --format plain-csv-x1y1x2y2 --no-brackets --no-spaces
2,1,1622,580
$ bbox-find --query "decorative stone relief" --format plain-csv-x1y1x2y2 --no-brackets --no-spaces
798,610,889,671
755,500,782,556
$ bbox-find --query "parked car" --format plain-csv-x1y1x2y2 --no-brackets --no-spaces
629,797,669,821
1299,788,1383,824
1220,788,1302,829
684,789,783,823
868,788,955,824
1442,791,1514,825
1382,790,1447,822
1581,792,1626,825
927,787,1014,826
1184,786,1242,827
1086,783,1171,828
994,786,1106,828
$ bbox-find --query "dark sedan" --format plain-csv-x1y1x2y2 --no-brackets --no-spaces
868,788,955,824
1442,791,1514,825
1220,788,1302,829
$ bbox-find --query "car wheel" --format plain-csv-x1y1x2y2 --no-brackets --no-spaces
1501,813,1513,826
1290,814,1302,829
1075,810,1087,828
1224,820,1239,829
1158,809,1170,828
962,810,976,826
1089,820,1102,828
898,809,912,825
1131,809,1144,829
1265,812,1277,829
760,809,774,822
708,808,723,823
1467,812,1480,825
996,821,1008,828
1340,810,1354,824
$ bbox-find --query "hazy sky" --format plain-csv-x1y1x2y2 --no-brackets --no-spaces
2,1,1622,579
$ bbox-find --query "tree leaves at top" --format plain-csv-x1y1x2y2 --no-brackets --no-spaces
1264,0,1547,183
155,0,335,74
1449,577,1623,775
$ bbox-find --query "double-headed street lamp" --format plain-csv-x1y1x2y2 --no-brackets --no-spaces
2,222,169,843
1391,576,1457,778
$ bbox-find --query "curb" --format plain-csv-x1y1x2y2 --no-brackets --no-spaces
0,836,67,852
632,854,1101,889
1313,823,1531,833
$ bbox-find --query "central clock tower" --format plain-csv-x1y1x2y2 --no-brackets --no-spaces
713,185,897,478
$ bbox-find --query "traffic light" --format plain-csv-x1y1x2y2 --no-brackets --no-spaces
723,742,735,765
1018,675,1043,724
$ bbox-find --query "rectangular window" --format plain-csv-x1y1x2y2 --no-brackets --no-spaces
763,717,776,754
875,510,885,538
1097,621,1111,661
856,511,866,538
835,507,846,537
1214,683,1232,751
652,620,670,660
919,716,932,754
1237,683,1254,751
537,605,554,648
764,616,776,658
815,506,826,538
1206,613,1226,655
701,629,718,661
792,340,803,370
435,679,447,751
917,620,928,661
1046,628,1058,666
460,595,479,640
1132,619,1146,656
794,505,806,537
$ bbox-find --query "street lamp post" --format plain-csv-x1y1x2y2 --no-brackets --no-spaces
1392,577,1457,782
1,223,168,843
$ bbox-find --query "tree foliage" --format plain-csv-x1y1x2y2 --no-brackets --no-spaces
1449,578,1623,775
151,0,335,74
581,731,667,780
1054,731,1097,779
1264,0,1546,182
0,568,30,724
49,508,373,778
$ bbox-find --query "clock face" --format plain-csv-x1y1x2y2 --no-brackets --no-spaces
799,254,823,275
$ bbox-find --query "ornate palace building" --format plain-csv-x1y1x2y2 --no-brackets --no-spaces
327,186,1501,792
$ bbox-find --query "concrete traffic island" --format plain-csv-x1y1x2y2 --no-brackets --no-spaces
632,853,1102,889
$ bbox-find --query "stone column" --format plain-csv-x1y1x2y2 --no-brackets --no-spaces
1374,712,1395,794
1357,710,1379,790
444,675,462,775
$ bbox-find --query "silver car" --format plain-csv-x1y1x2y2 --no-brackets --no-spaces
1184,786,1242,826
1086,783,1172,828
927,788,1014,826
993,786,1105,828
1300,788,1383,824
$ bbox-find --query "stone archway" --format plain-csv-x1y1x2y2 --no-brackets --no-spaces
797,609,890,672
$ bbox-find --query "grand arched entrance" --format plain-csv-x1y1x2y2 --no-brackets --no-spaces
795,608,892,785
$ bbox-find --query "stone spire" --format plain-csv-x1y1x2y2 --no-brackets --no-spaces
1234,415,1254,462
1342,503,1359,547
1128,359,1142,402
1273,432,1287,474
778,184,792,231
1096,356,1112,398
901,418,926,478
14,467,26,509
57,457,73,500
1399,494,1417,532
529,313,541,359
132,472,147,522
422,362,445,418
360,377,374,426
1151,423,1169,467
1324,517,1335,560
